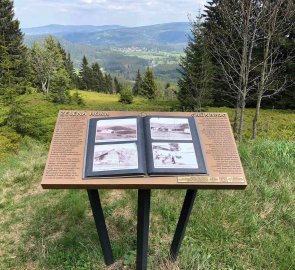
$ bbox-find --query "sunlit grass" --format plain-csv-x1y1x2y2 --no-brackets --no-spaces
0,138,294,269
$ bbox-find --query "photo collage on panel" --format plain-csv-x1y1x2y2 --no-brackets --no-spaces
93,118,139,172
150,117,198,169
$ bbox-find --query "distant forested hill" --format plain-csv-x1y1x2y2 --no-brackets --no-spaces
23,24,125,35
23,22,190,50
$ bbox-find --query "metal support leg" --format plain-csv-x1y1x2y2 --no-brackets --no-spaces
136,189,151,270
87,189,114,266
170,189,197,261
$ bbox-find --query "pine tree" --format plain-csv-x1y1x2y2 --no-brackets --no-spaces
79,56,93,90
0,0,28,93
141,67,157,99
178,18,213,111
114,77,123,94
91,62,104,92
66,53,79,88
107,74,114,93
132,69,142,95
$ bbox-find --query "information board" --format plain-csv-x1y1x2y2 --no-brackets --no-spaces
41,111,247,189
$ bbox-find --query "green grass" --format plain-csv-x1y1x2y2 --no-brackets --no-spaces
0,138,294,269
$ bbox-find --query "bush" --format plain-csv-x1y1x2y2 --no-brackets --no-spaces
0,127,21,160
119,87,133,104
71,91,85,105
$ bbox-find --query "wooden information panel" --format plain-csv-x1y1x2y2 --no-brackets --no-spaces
41,111,247,189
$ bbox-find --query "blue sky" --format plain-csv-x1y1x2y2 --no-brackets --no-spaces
14,0,207,28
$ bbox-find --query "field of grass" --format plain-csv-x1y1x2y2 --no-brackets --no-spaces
0,90,294,269
0,137,294,269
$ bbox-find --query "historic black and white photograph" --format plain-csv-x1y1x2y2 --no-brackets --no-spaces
150,117,192,140
95,118,137,142
93,143,138,171
152,142,198,169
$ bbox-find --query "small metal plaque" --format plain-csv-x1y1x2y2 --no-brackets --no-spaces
178,176,245,183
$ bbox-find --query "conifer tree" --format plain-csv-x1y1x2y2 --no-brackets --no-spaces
79,56,93,90
66,53,79,88
141,67,157,99
132,69,142,95
107,74,114,93
56,42,78,88
0,0,28,93
91,62,104,92
114,77,123,94
178,18,213,111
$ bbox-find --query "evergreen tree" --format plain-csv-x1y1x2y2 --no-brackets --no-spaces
79,56,93,90
91,62,104,92
56,42,79,88
132,69,142,95
0,0,28,93
66,53,79,88
178,18,213,111
114,77,123,94
103,74,113,93
141,67,157,99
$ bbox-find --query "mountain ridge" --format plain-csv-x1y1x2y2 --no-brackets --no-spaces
23,22,191,49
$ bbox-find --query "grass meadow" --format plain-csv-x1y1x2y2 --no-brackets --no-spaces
0,90,294,269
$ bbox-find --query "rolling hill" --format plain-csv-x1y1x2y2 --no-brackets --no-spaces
23,24,125,35
23,22,191,50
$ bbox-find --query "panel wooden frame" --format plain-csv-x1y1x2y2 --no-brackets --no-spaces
41,111,247,190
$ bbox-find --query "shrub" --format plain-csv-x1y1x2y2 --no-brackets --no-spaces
0,127,21,160
119,87,133,104
71,91,85,105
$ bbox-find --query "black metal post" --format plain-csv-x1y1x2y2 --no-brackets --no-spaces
87,189,114,266
170,189,197,261
136,189,151,270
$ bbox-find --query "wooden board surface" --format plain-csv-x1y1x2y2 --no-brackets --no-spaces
41,111,247,189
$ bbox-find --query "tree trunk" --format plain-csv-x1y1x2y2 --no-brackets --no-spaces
41,80,47,93
252,94,262,140
238,93,246,142
233,92,241,138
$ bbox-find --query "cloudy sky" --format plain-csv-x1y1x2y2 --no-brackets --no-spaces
14,0,207,28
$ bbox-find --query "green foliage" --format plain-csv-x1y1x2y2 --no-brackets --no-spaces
178,18,213,111
0,127,20,161
78,56,92,90
141,67,157,99
132,69,142,95
30,36,71,104
0,0,29,93
114,77,123,94
119,87,134,104
71,91,85,105
104,74,116,94
78,56,115,93
49,70,71,104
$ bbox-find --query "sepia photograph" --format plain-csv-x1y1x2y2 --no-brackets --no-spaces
93,143,138,171
95,118,137,142
152,142,198,169
150,117,192,140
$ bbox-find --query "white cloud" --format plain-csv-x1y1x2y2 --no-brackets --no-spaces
14,0,207,27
